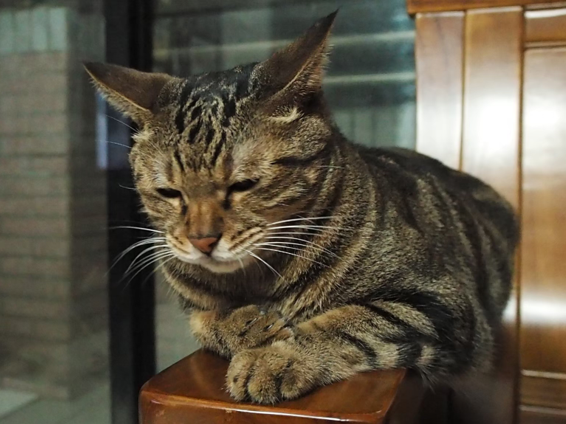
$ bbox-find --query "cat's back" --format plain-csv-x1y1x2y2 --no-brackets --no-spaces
353,144,519,249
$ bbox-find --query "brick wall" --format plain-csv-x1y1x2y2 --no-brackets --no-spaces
0,5,108,399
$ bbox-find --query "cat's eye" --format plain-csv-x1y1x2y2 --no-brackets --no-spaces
228,179,258,193
156,188,182,199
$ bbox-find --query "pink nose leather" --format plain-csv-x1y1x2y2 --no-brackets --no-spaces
189,237,218,254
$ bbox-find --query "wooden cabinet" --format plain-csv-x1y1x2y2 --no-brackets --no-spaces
408,1,566,422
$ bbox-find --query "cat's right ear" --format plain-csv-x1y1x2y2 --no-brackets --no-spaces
84,62,174,123
254,11,337,101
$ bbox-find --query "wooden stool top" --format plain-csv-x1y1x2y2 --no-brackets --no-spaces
139,350,406,424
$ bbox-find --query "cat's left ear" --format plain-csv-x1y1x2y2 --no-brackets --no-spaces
254,11,337,100
84,62,175,123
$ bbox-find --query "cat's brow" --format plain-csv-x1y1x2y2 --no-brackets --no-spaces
174,64,255,135
175,81,196,133
173,149,185,173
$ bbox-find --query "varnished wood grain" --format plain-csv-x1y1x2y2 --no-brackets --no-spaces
525,8,566,48
407,0,551,14
139,350,407,424
461,7,522,207
522,373,566,410
521,47,566,378
411,0,566,420
385,372,446,424
521,406,566,424
526,1,566,9
415,12,464,169
450,7,523,424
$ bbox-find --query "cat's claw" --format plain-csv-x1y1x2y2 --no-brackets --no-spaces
229,305,294,347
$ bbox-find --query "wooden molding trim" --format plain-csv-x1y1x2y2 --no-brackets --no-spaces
523,370,566,380
520,405,566,424
525,8,566,48
414,12,464,168
521,47,566,377
407,0,555,14
526,1,566,9
522,374,566,409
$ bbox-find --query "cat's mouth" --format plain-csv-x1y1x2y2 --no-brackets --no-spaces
176,253,252,274
167,239,254,274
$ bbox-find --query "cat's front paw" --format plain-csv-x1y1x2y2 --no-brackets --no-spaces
226,341,315,404
219,305,295,353
190,305,294,357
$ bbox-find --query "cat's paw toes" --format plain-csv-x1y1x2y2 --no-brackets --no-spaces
231,306,294,347
227,342,312,404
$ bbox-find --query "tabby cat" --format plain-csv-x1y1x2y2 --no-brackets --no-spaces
85,11,519,404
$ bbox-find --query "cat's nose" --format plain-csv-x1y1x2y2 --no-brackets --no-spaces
189,236,219,254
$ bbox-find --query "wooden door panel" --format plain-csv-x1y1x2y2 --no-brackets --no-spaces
415,12,464,169
450,8,523,424
412,1,566,422
521,47,566,375
461,7,522,208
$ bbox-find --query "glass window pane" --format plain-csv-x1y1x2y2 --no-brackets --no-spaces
152,0,416,371
153,0,415,149
0,1,109,423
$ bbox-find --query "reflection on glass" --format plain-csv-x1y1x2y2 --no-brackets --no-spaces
0,2,109,424
152,0,416,371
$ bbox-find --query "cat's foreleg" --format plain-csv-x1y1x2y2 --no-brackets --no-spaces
226,303,439,404
189,305,295,358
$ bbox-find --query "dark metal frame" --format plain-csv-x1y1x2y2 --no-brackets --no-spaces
103,0,156,423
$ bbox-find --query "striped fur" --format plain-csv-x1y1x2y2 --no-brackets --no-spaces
86,12,519,405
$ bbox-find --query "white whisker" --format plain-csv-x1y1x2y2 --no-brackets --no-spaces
125,244,169,274
268,224,350,232
256,242,331,259
126,250,172,276
267,216,337,227
105,114,137,132
242,248,283,281
107,141,132,150
253,246,328,268
236,257,247,277
120,252,175,292
141,255,176,285
106,236,166,277
110,225,164,234
266,231,325,238
114,237,166,262
262,237,338,258
125,251,175,283
248,254,265,276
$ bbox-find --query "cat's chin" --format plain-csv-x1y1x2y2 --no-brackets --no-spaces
198,258,244,274
174,254,246,274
